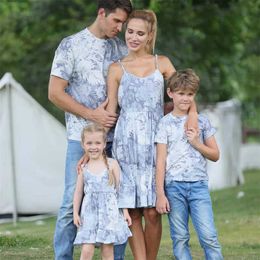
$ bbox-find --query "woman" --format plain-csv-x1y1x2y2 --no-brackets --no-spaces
106,10,176,260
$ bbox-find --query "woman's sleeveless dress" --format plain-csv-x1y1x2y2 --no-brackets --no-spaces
112,55,164,208
74,165,132,245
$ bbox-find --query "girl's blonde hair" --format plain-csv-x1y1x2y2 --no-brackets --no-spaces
126,9,157,54
81,123,115,186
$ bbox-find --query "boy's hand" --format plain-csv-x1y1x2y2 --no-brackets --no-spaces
73,213,81,228
76,153,89,174
186,127,200,147
123,209,132,226
156,194,170,214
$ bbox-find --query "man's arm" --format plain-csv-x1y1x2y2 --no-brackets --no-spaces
48,75,118,127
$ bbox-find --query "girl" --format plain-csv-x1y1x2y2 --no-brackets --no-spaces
106,9,197,260
73,123,132,260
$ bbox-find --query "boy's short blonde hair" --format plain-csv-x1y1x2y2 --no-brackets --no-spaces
167,69,200,93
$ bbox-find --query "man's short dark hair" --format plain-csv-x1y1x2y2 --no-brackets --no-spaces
98,0,132,15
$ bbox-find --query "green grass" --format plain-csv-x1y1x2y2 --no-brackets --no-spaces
1,170,260,259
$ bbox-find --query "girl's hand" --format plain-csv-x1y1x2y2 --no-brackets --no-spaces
156,194,170,214
186,127,200,147
76,153,89,174
123,209,132,226
73,213,81,228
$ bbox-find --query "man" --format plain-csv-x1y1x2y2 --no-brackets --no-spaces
48,1,132,259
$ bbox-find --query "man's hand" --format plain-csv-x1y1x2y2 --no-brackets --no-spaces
156,194,170,214
91,98,118,127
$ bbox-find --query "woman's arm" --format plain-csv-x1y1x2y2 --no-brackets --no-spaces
156,143,170,214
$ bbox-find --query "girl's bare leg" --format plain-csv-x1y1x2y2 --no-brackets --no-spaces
143,208,162,260
128,208,146,260
101,243,114,260
80,244,95,260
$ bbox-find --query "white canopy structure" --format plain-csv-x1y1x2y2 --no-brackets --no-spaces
202,99,244,190
0,73,66,223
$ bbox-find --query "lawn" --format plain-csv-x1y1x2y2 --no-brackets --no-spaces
0,170,260,259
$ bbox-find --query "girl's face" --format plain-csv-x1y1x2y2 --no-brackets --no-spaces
167,88,195,116
125,18,151,52
82,132,106,160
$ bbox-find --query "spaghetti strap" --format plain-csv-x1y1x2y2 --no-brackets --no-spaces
118,60,126,72
155,54,159,69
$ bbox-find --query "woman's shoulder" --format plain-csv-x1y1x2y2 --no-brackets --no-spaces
156,55,175,79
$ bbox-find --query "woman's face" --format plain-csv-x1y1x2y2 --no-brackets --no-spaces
125,18,151,53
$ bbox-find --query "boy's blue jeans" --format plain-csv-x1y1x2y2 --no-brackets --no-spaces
165,181,223,260
54,140,127,260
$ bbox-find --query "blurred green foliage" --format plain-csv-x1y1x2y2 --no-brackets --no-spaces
0,0,259,128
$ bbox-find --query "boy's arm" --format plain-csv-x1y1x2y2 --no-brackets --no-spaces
73,172,84,227
156,143,170,214
186,128,220,161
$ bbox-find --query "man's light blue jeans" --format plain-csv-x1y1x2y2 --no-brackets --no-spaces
54,140,127,260
165,181,223,260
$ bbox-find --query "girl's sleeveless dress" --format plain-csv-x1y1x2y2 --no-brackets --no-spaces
112,55,164,208
74,165,132,246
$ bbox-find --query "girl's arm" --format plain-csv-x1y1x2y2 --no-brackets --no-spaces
112,159,132,226
73,171,84,227
186,128,220,161
105,63,122,132
111,159,121,188
156,143,170,214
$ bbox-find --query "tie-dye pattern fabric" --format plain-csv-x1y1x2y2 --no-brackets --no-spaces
74,166,131,246
155,113,216,184
112,58,164,208
50,28,127,141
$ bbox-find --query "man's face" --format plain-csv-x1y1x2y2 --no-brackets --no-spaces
100,8,128,38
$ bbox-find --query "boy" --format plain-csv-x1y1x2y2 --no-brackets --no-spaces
155,69,223,259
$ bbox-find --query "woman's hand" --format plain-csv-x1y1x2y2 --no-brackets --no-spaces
123,209,132,226
73,213,81,228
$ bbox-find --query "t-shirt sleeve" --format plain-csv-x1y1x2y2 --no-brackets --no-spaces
155,119,168,144
202,117,216,140
50,37,74,81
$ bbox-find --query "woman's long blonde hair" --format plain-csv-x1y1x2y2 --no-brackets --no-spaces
81,123,115,186
126,9,157,54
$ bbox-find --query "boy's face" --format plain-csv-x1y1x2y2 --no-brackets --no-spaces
99,8,128,38
167,88,196,115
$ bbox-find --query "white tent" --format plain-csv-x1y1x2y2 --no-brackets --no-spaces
0,72,66,223
202,99,244,190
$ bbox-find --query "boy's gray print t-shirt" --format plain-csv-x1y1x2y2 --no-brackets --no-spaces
155,113,216,184
50,28,127,141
